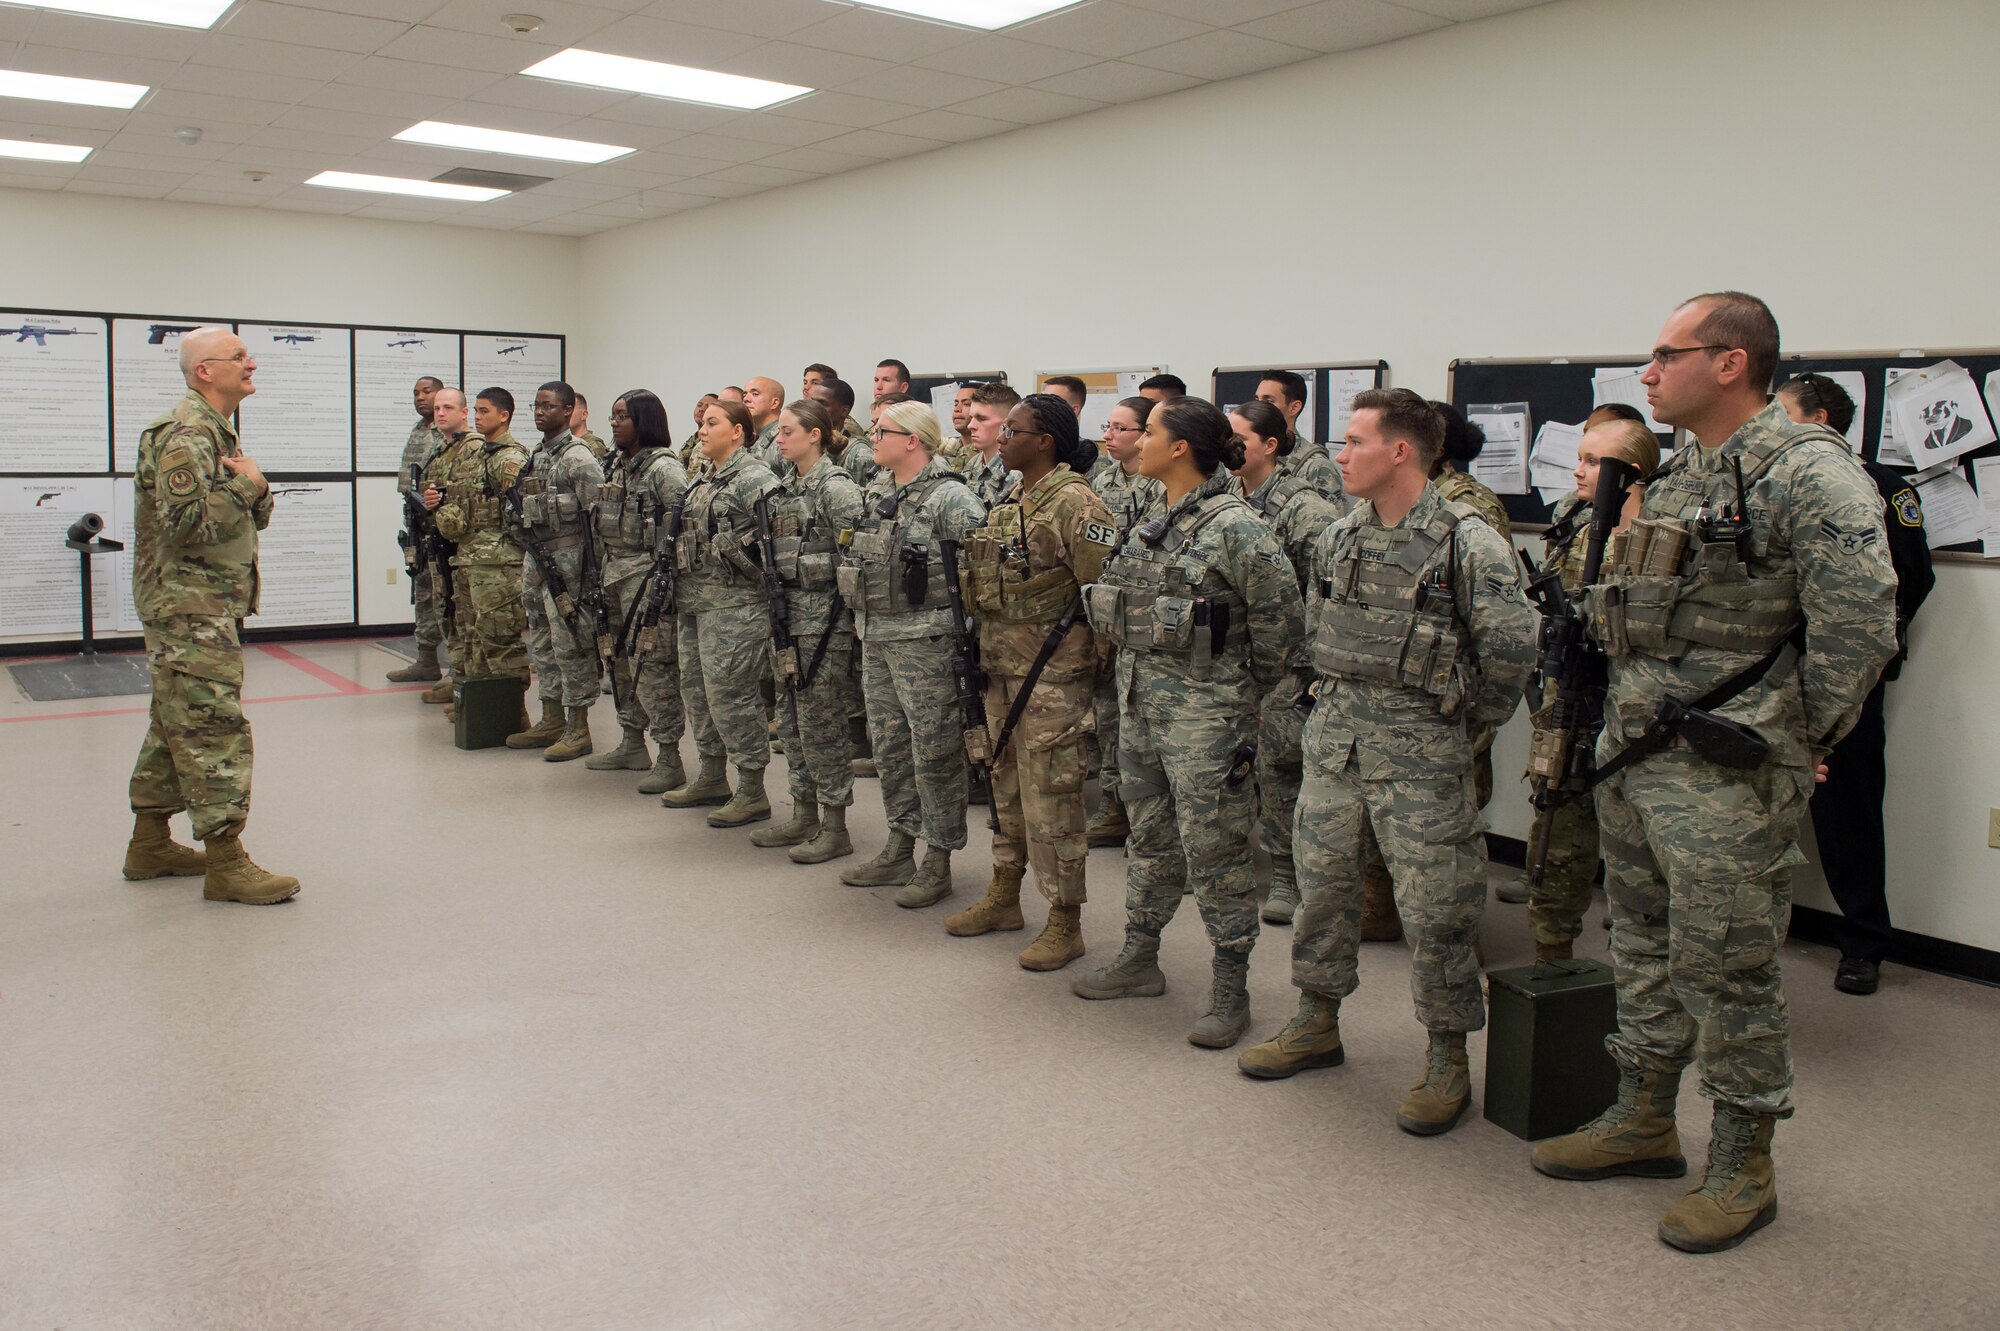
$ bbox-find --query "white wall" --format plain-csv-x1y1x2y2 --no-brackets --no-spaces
0,190,582,632
576,0,2000,951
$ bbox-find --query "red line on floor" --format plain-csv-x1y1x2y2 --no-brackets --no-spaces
254,643,367,694
0,684,428,724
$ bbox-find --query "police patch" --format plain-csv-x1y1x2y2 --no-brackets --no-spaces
1821,519,1878,555
1081,520,1117,547
1891,487,1923,528
164,466,198,498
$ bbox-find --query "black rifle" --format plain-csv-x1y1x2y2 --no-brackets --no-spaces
627,489,688,661
578,519,626,712
753,493,805,741
505,472,578,622
937,537,997,831
398,462,430,606
1520,457,1638,893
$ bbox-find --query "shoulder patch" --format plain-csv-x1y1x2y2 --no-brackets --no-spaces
1820,518,1880,555
164,465,199,498
1081,520,1117,548
1890,487,1923,528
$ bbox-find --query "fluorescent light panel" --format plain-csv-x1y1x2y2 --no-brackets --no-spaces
846,0,1080,29
521,49,810,111
305,171,508,202
0,0,234,28
394,120,632,165
0,68,147,109
0,135,90,161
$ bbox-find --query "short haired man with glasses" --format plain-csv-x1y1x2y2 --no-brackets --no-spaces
124,326,299,905
1531,291,1899,1255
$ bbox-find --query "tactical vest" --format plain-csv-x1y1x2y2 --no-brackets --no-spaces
445,443,511,532
1586,426,1837,662
675,463,758,585
768,484,841,591
1311,503,1470,707
965,469,1086,623
1083,492,1249,679
1246,466,1310,518
595,448,669,554
514,438,589,549
836,472,965,615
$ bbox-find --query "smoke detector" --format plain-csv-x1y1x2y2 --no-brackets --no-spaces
243,169,270,183
500,13,543,33
175,126,203,146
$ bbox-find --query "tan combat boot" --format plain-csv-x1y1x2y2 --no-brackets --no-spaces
386,644,442,683
1187,950,1251,1048
1360,865,1403,942
1260,879,1299,926
1397,1030,1473,1135
1237,991,1343,1078
202,832,300,905
945,864,1025,937
636,746,686,796
586,726,650,772
660,754,731,808
1084,796,1129,848
122,811,205,881
544,706,595,762
507,697,566,749
707,765,772,827
894,846,953,908
840,830,915,886
1656,1106,1778,1254
1070,929,1165,999
790,805,854,865
1532,1065,1686,1181
421,677,453,704
1019,904,1084,971
750,802,819,848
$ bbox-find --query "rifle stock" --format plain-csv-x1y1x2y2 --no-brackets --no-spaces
753,493,805,742
938,538,997,831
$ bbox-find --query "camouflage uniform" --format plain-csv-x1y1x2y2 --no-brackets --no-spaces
1084,471,1306,955
514,429,604,712
1243,464,1345,908
752,418,782,471
769,454,866,809
1290,482,1535,1031
577,428,608,461
842,459,987,851
1088,462,1164,805
1581,401,1896,1115
960,450,1015,510
127,391,274,841
837,418,878,488
1289,434,1347,507
1526,493,1601,948
676,448,782,769
966,465,1115,904
1430,463,1513,809
398,418,449,654
596,443,689,750
422,430,477,674
433,429,530,681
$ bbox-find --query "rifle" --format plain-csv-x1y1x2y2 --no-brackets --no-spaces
579,519,625,711
627,489,688,660
753,492,805,742
399,461,430,606
1520,457,1638,894
505,471,578,621
937,537,996,830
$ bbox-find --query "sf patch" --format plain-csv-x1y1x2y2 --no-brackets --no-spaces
164,466,198,498
1890,487,1923,528
1821,519,1879,555
1081,520,1118,548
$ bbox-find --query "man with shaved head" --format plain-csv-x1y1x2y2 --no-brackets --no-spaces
124,326,299,905
389,374,449,684
742,376,785,469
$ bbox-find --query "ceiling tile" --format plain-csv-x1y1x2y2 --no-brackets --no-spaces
0,9,36,42
0,173,68,190
696,112,845,147
1236,0,1447,52
1122,0,1303,21
124,112,256,143
785,7,982,63
1397,0,1555,17
807,126,947,161
753,143,883,174
271,1,451,23
1011,1,1212,59
0,103,127,133
337,55,503,98
414,0,628,47
142,89,295,128
191,34,366,79
699,160,817,187
650,131,774,164
915,33,1100,84
165,187,262,206
165,63,311,106
567,161,687,187
10,42,185,86
26,11,207,61
67,179,173,198
585,95,739,133
556,113,689,147
272,103,407,139
263,188,369,213
578,14,767,67
665,175,763,198
874,107,1021,141
524,218,603,234
376,24,559,74
467,73,632,116
300,82,454,119
72,162,197,187
954,82,1113,123
714,39,893,90
760,90,923,129
1123,28,1319,80
220,142,335,171
97,133,232,163
245,124,380,154
1024,58,1199,102
624,148,752,176
220,1,412,51
630,0,832,39
835,63,1006,110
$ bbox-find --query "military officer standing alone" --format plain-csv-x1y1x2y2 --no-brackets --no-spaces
945,395,1115,971
1532,293,1897,1254
388,375,448,684
123,325,298,904
1238,389,1534,1137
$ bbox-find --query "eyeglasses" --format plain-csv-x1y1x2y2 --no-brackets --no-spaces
998,425,1046,441
1104,422,1138,434
198,352,250,365
871,426,913,440
1648,343,1731,368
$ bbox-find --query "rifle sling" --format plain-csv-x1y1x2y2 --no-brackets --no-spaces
991,597,1083,765
1589,628,1804,788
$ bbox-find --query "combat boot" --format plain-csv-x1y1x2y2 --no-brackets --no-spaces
707,765,772,827
201,832,300,905
660,754,731,808
790,805,854,864
421,677,453,704
543,706,595,762
750,802,819,848
851,757,878,778
894,845,953,908
945,864,1025,937
1019,904,1084,972
1070,929,1165,999
586,727,650,771
506,698,566,749
1535,938,1575,965
1360,867,1403,942
1260,880,1299,926
1531,1065,1686,1181
1657,1106,1778,1254
1188,950,1252,1049
1084,796,1129,848
1396,1030,1473,1135
636,747,686,796
841,830,915,886
122,811,205,881
386,644,442,683
1237,992,1343,1078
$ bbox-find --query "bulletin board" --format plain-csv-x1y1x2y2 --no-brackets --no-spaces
1211,360,1389,445
1033,365,1166,444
